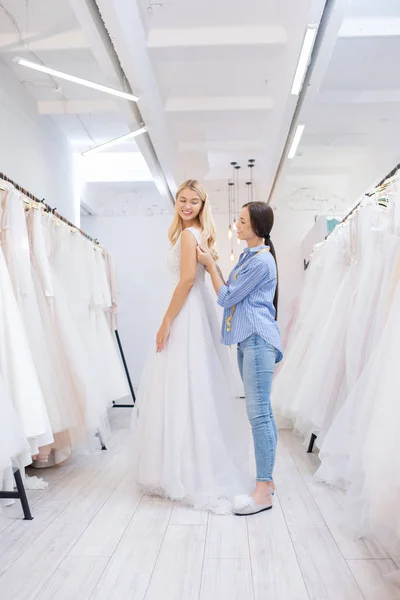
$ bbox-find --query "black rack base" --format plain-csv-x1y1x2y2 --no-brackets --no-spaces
95,430,107,451
307,433,317,453
114,329,136,407
0,469,33,520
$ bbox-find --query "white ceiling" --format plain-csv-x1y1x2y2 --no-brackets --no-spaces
0,1,129,148
0,0,399,218
107,0,322,208
278,0,400,214
0,0,172,214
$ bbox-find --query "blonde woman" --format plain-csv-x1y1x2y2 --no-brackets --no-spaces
132,180,251,513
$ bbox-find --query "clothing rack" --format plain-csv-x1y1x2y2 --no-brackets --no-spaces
371,162,400,190
0,172,99,244
306,161,400,455
1,171,136,403
323,163,400,242
0,171,140,511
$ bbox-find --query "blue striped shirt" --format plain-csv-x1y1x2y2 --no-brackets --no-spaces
217,245,283,362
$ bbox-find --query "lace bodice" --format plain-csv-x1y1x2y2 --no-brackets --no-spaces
167,227,206,286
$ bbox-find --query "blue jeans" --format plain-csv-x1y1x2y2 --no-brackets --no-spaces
237,334,278,482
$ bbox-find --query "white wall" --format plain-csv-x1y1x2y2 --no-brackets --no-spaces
82,215,173,387
213,213,246,278
272,206,317,337
301,216,328,265
0,60,77,223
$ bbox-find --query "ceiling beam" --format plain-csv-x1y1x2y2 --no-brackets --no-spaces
339,17,400,38
68,0,176,205
178,140,266,152
93,0,181,197
165,96,274,112
37,99,118,114
268,0,353,205
319,89,400,104
147,26,287,48
0,29,89,52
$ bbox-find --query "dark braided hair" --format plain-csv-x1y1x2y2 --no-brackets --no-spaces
242,202,278,319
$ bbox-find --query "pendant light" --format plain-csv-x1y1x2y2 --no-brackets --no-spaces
234,165,241,221
230,162,237,230
235,165,241,246
248,159,255,202
246,181,251,202
228,180,234,239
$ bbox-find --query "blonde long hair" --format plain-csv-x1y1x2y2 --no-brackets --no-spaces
168,179,218,259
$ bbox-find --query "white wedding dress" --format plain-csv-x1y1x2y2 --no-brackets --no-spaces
132,227,252,513
272,225,354,432
316,243,400,558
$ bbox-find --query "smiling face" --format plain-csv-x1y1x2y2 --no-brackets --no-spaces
236,206,255,242
176,187,203,223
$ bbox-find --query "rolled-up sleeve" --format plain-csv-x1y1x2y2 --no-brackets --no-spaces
217,259,269,309
217,284,229,307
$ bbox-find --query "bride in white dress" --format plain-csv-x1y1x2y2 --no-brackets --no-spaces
132,180,252,513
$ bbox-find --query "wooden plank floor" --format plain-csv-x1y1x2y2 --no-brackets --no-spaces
0,411,398,600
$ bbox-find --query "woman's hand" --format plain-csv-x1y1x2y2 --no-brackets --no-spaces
196,246,214,270
156,318,171,353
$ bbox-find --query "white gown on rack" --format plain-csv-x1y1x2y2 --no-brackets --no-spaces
44,217,111,443
0,229,53,458
316,209,400,489
272,223,354,432
2,191,80,444
0,372,29,472
24,207,88,462
0,370,32,509
316,258,400,560
84,241,129,403
132,227,252,513
291,225,356,439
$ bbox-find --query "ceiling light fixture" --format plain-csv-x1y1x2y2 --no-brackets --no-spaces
291,26,317,96
82,127,147,156
248,159,255,203
288,124,305,159
14,57,139,102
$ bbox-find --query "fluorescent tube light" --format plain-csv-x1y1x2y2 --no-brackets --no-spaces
291,26,317,95
288,124,305,159
82,128,147,156
14,57,139,102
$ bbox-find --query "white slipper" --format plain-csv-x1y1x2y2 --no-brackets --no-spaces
233,495,273,516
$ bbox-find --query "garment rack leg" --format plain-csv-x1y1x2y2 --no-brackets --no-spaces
96,430,107,451
13,469,33,520
307,433,317,453
114,329,136,406
0,470,33,520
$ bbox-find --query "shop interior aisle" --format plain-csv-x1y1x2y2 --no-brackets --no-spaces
0,410,397,600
